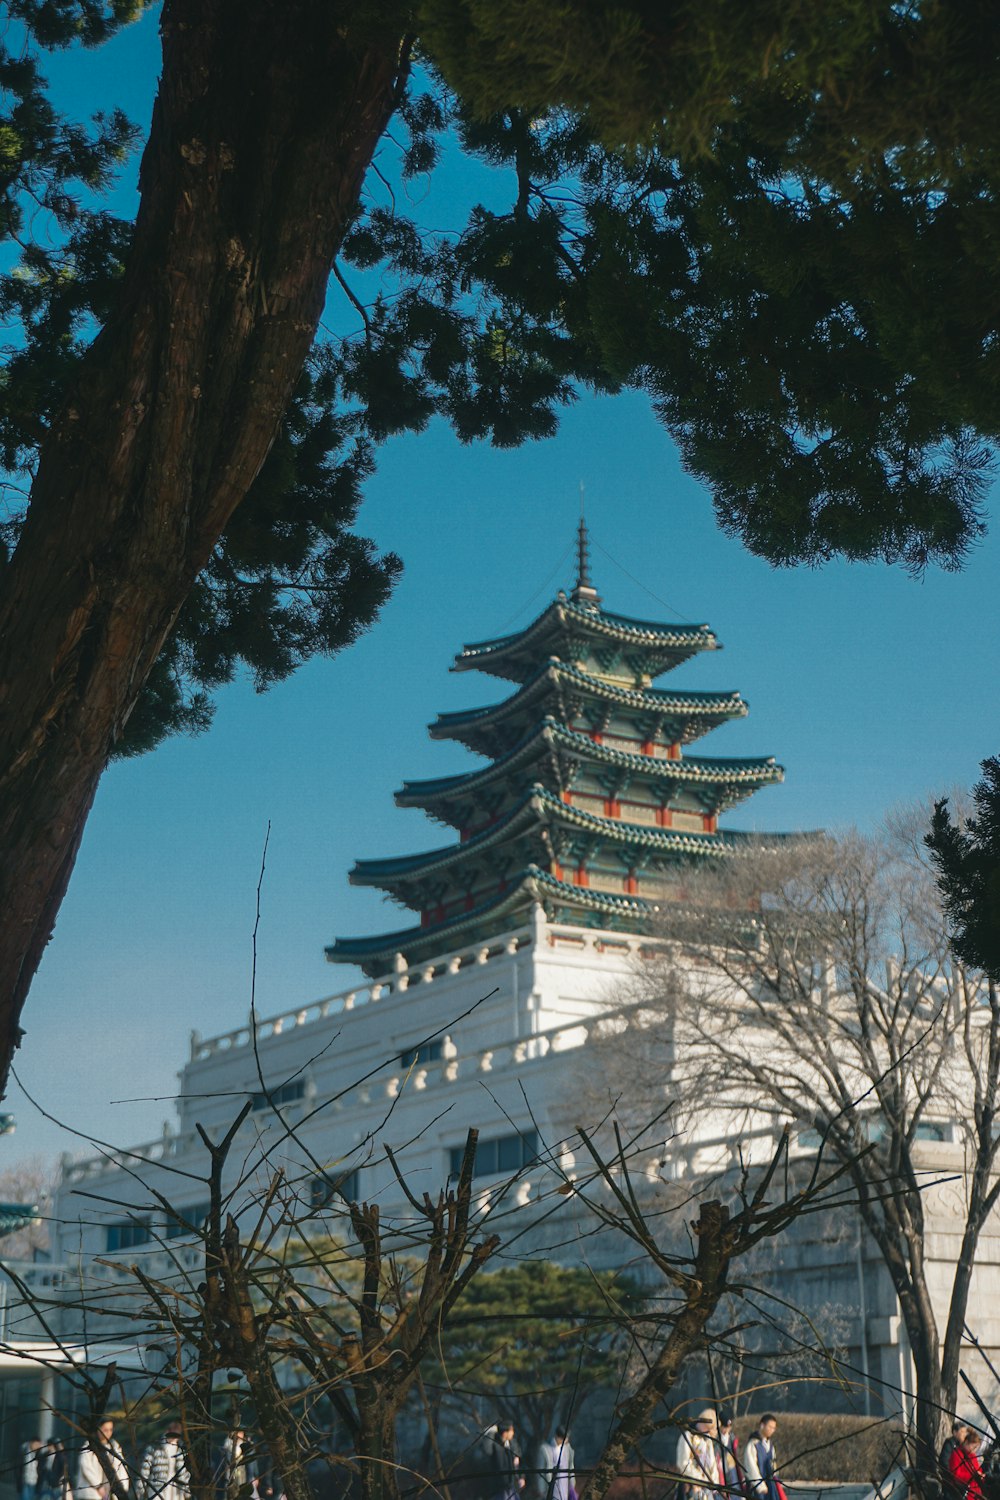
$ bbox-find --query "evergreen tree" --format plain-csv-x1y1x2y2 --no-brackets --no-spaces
422,1262,637,1472
927,760,1000,983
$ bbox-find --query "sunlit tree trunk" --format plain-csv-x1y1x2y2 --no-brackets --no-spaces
0,0,409,1094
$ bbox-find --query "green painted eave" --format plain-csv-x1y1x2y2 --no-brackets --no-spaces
326,868,652,973
430,658,747,744
0,1202,40,1238
453,597,719,681
351,783,786,894
398,719,783,811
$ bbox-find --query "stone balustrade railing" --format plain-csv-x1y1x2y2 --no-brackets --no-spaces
61,1001,637,1184
186,920,657,1064
187,923,536,1062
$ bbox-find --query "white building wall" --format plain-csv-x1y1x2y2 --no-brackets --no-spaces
45,911,1000,1419
51,917,645,1269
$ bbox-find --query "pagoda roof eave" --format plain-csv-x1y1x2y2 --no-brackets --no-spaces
325,869,652,971
0,1202,40,1238
430,658,747,743
351,793,542,885
453,598,719,679
397,721,784,810
351,784,798,891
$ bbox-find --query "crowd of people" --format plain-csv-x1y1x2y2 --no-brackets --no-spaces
17,1406,999,1500
481,1421,575,1500
672,1411,782,1500
19,1437,72,1500
476,1406,995,1500
669,1405,997,1500
19,1423,280,1500
479,1410,781,1500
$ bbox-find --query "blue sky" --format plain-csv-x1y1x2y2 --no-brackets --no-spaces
6,13,1000,1166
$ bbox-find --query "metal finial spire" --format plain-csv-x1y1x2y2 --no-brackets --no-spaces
571,482,600,606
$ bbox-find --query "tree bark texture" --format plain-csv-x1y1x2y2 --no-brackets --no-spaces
0,0,409,1094
215,1219,315,1500
582,1201,733,1500
854,1168,946,1463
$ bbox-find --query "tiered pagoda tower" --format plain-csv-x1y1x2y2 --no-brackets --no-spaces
327,527,784,977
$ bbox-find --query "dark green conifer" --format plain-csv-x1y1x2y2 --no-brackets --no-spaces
927,761,1000,983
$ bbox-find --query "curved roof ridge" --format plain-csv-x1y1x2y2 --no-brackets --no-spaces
455,597,719,669
351,791,542,882
431,657,747,736
398,720,783,805
353,784,780,887
326,869,651,965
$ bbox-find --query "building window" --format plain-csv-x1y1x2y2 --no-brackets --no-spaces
399,1040,443,1068
449,1130,539,1180
250,1078,306,1112
106,1219,152,1252
311,1168,360,1207
165,1203,210,1239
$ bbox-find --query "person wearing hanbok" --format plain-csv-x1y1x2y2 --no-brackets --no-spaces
743,1415,780,1500
676,1411,724,1500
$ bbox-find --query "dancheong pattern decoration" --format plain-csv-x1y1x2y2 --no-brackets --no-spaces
327,523,786,976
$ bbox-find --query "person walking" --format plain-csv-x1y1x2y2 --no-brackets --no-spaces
677,1411,724,1500
37,1442,59,1500
21,1439,43,1500
950,1431,986,1500
251,1446,277,1500
138,1424,189,1500
483,1420,523,1500
718,1412,740,1496
942,1423,970,1494
743,1415,780,1500
77,1420,129,1500
47,1441,73,1500
537,1429,575,1500
216,1431,255,1500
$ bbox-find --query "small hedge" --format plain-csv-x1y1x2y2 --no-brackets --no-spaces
604,1473,673,1500
777,1413,908,1483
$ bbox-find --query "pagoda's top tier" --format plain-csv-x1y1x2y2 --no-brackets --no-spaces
453,594,719,688
327,532,790,977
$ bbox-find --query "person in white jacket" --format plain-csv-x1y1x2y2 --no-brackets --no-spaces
77,1421,129,1500
137,1424,188,1500
676,1411,724,1500
537,1430,575,1500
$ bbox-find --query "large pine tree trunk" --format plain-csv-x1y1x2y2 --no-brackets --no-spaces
0,0,408,1094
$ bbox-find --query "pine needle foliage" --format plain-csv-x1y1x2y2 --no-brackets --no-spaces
422,1260,638,1461
927,759,1000,982
5,0,1000,764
